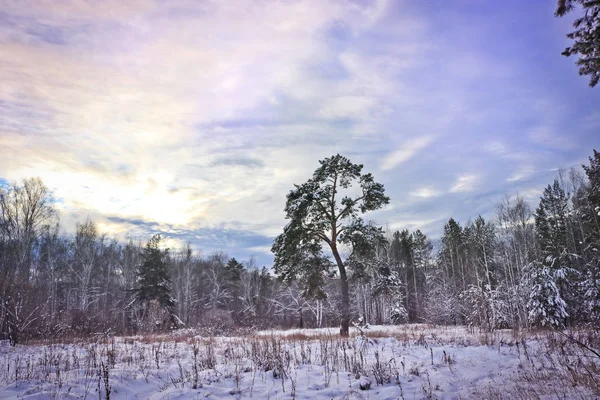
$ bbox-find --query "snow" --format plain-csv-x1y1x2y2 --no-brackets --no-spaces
0,325,596,399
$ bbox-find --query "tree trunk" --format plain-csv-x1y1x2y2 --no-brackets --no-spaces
412,265,419,322
339,274,350,336
331,244,350,336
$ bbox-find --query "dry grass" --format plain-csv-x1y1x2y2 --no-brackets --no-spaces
470,329,600,399
2,325,599,399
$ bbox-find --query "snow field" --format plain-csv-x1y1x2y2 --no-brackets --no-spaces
0,325,598,399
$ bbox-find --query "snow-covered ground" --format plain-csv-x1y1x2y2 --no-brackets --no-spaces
0,325,597,399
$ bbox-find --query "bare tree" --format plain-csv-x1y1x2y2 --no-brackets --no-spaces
0,178,56,343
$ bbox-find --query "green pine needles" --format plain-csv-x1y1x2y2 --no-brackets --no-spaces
271,154,389,336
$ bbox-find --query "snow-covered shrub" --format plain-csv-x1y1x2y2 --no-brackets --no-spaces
352,315,370,336
460,284,511,331
390,302,408,324
424,271,463,325
197,308,235,335
460,285,487,329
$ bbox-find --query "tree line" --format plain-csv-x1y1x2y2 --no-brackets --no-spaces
1,149,599,343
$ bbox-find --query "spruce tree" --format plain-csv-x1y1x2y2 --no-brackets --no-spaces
133,235,176,327
224,258,244,322
534,180,570,257
527,260,569,328
225,258,244,282
581,150,600,322
530,180,577,328
411,230,431,320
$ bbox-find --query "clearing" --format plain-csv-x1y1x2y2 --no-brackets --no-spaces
0,324,598,399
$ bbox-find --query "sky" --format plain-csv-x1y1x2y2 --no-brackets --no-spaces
0,0,598,266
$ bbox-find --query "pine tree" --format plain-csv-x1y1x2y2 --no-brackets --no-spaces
272,154,389,336
555,0,600,87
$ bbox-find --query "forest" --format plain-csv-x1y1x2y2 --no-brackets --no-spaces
1,149,599,345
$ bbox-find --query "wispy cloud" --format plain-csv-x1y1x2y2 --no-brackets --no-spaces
450,175,480,193
507,165,536,182
529,126,576,150
410,186,442,199
380,136,435,171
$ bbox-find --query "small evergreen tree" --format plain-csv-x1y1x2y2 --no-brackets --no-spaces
372,266,406,324
530,180,579,328
224,258,244,322
424,269,463,325
133,234,176,330
527,257,570,328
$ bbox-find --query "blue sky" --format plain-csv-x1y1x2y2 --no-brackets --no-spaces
0,0,598,266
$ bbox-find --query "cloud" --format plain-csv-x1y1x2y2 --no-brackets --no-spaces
507,166,536,182
102,214,275,264
386,216,447,235
483,141,529,162
529,126,576,150
450,175,480,193
380,136,435,171
0,0,599,263
515,187,545,202
210,157,264,169
410,186,442,199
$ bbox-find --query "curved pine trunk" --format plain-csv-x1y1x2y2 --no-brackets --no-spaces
332,244,350,336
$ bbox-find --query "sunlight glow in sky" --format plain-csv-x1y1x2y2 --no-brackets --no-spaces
1,0,598,265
